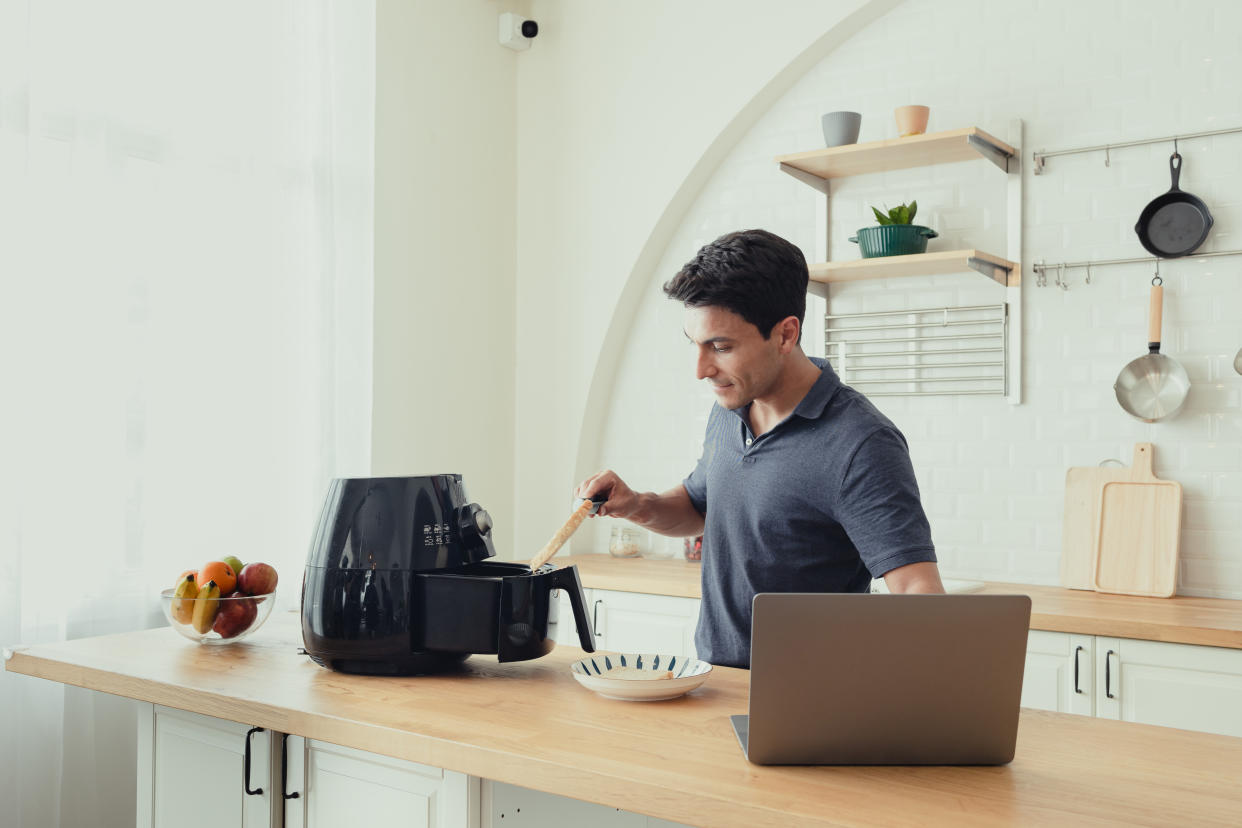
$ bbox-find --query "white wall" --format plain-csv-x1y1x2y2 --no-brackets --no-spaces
513,0,897,558
589,0,1242,597
373,0,527,554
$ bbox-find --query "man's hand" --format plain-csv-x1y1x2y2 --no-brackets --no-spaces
883,561,946,594
574,471,706,537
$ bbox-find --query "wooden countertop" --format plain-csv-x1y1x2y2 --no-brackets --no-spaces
560,555,1242,650
7,613,1242,827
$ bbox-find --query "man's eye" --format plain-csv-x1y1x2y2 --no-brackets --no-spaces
712,345,731,353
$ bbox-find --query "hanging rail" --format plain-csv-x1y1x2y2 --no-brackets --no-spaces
1031,249,1242,288
1032,125,1242,174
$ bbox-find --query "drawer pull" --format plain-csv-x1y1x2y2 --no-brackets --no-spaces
244,727,264,796
1073,645,1084,694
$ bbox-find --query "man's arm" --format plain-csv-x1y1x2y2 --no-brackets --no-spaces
883,561,946,594
575,471,705,537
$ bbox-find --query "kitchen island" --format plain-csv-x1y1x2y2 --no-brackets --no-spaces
6,611,1242,827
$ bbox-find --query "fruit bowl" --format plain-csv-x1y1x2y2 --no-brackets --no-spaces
159,589,276,644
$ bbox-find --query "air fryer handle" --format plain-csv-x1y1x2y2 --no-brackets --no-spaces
548,565,596,653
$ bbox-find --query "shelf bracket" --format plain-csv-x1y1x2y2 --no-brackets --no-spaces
779,162,829,194
967,256,1012,287
967,135,1012,173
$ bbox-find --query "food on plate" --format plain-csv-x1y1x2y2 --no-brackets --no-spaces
191,580,222,634
198,561,237,595
170,573,199,625
237,562,278,596
212,591,258,638
608,666,674,681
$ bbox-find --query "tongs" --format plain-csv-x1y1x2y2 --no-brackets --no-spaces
528,493,607,571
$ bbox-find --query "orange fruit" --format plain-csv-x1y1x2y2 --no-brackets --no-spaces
198,561,237,595
177,569,197,583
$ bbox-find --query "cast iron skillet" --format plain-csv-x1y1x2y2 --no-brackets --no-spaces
1135,152,1213,258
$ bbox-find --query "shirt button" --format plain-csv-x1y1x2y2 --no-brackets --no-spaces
745,438,753,446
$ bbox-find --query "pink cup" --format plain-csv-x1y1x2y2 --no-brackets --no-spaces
894,105,930,137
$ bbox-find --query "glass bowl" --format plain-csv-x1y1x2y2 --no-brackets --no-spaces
159,589,276,644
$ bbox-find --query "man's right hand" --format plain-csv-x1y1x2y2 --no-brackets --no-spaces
573,471,706,538
575,470,638,519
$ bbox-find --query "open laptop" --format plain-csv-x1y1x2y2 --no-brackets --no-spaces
731,592,1031,765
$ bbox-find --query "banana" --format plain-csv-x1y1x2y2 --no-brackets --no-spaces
191,579,222,634
171,573,199,625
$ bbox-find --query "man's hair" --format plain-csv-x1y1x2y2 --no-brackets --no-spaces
662,229,808,341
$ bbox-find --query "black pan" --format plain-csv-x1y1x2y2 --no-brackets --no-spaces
1135,152,1213,258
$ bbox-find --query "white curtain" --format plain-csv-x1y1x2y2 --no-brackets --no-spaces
0,2,374,825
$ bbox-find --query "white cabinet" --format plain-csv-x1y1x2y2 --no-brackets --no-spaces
138,704,277,828
1022,632,1242,738
283,737,479,828
1094,637,1242,737
552,588,700,657
1021,630,1094,716
484,781,690,828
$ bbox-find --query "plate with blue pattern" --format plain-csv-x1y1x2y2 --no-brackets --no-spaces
570,653,712,701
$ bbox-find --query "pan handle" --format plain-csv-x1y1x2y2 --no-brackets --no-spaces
1168,152,1183,191
1147,283,1163,354
547,565,596,653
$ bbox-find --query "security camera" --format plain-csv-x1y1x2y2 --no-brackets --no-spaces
499,12,538,52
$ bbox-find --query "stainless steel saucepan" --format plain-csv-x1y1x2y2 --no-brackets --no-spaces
1114,279,1190,422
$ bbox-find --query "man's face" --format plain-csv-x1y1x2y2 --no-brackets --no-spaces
684,305,783,410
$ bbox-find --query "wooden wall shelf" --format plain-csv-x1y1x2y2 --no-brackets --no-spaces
809,249,1018,287
776,127,1015,191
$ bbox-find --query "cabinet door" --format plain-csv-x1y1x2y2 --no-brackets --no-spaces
1095,638,1242,737
591,590,700,656
283,736,479,828
1021,631,1094,715
137,704,275,828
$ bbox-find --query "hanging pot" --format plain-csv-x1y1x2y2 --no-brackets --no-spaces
1113,280,1190,422
1134,152,1213,258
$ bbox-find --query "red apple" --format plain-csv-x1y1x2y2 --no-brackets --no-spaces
212,592,258,638
237,562,278,596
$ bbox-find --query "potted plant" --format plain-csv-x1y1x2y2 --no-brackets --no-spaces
849,201,938,258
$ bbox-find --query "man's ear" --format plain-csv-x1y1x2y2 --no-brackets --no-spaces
774,316,801,353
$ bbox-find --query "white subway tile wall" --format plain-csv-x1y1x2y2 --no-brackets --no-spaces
593,0,1242,599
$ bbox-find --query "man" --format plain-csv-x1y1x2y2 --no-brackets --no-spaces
575,229,943,668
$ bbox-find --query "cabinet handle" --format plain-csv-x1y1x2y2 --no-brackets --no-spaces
1073,645,1084,694
1105,649,1116,700
244,727,264,796
281,733,301,801
592,599,603,636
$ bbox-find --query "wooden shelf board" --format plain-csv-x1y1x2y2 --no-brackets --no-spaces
776,127,1016,183
809,249,1017,286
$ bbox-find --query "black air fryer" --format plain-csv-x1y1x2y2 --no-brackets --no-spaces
301,474,595,675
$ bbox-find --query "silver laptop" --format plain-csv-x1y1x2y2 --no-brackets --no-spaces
731,592,1031,765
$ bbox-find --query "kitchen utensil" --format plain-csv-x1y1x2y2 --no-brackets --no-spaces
1114,280,1190,422
820,111,861,147
1092,443,1182,598
570,653,712,701
1135,152,1213,258
1059,459,1130,590
302,475,596,675
1234,346,1242,375
530,494,605,570
894,105,929,137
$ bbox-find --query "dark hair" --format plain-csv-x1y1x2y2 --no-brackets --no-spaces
662,229,808,341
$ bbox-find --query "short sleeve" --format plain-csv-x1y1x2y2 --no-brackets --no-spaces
682,407,722,516
836,428,936,578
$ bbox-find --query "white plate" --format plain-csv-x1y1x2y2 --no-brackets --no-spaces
570,653,712,701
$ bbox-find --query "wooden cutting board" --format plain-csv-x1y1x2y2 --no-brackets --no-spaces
1059,462,1132,590
1093,443,1182,598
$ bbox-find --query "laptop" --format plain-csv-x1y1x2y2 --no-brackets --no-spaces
731,592,1031,765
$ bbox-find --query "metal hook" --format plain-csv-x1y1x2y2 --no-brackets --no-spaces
1174,137,1179,154
1104,145,1111,168
1085,263,1092,285
1059,263,1068,291
1152,259,1162,286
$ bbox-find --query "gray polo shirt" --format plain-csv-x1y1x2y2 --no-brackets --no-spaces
682,357,935,668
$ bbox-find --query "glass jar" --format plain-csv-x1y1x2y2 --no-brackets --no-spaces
608,526,644,558
683,535,703,562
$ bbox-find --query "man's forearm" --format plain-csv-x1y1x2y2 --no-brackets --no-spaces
631,486,706,537
883,561,946,594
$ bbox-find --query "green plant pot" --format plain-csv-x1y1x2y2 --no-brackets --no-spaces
848,225,939,258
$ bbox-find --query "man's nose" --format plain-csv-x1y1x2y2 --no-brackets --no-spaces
695,349,715,380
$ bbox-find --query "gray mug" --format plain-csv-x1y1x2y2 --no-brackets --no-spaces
821,111,861,147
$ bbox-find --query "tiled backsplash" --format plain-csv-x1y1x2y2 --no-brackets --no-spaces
593,0,1242,598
